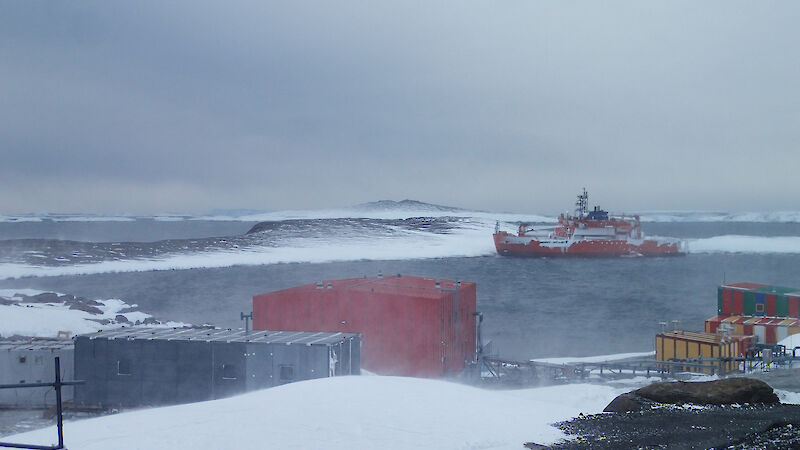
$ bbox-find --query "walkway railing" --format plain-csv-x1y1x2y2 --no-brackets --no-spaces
0,357,85,450
481,349,800,385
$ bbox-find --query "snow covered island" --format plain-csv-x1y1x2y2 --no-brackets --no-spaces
0,289,187,338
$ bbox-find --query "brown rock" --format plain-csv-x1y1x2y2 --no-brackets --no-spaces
603,392,651,413
604,378,779,413
636,378,779,406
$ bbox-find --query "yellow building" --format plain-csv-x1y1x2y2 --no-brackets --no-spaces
655,331,740,374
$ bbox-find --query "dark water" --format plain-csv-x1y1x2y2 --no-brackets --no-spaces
1,218,799,360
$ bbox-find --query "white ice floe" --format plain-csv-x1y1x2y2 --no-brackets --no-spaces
7,230,800,282
686,235,800,254
639,211,800,223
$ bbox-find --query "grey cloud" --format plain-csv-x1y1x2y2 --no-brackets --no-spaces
1,1,799,213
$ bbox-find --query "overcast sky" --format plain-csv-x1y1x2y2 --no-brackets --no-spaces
1,1,798,215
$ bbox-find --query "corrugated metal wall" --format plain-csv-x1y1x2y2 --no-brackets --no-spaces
253,276,477,378
706,315,800,345
74,335,359,408
0,345,74,407
655,332,739,374
710,282,800,347
718,283,800,319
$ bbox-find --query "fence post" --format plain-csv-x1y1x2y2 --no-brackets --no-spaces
0,356,84,450
54,357,64,449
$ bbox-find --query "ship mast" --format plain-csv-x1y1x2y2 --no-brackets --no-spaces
574,188,588,218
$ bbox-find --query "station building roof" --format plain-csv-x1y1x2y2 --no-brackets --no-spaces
79,327,358,346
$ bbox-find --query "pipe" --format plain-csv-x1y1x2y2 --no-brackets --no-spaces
473,312,483,362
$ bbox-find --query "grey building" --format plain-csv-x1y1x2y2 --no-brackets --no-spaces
74,327,360,408
0,339,74,407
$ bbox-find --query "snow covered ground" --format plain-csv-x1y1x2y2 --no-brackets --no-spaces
6,375,645,450
6,366,800,450
0,289,187,338
532,351,655,365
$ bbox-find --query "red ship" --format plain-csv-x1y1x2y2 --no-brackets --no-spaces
493,189,683,257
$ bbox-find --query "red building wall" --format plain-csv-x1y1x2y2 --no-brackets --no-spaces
791,296,800,318
252,275,477,377
766,294,777,317
732,291,743,315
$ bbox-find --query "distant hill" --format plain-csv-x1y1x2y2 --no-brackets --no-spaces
353,200,466,213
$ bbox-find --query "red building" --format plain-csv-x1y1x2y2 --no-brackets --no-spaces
252,274,477,377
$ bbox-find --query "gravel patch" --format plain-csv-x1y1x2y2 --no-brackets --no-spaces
545,404,800,449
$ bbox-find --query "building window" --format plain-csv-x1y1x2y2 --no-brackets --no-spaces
756,303,765,313
221,363,237,380
117,359,132,376
279,365,294,382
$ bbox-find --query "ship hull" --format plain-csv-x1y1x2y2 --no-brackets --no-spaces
493,232,682,257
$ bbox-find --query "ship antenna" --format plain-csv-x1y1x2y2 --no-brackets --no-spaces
575,188,588,218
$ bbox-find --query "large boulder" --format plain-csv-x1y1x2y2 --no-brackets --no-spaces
604,392,658,413
638,378,780,405
604,378,779,413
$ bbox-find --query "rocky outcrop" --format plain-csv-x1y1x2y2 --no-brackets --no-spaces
68,302,103,315
604,378,780,413
115,314,131,323
25,292,61,303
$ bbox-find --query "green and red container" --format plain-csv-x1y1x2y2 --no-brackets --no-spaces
717,282,800,319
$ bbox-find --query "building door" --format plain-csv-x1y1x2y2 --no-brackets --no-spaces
211,343,246,399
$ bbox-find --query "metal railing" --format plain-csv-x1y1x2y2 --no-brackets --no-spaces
480,350,800,384
0,357,85,450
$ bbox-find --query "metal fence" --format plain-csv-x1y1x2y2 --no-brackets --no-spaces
0,357,84,450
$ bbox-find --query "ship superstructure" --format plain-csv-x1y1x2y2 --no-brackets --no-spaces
493,189,682,257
